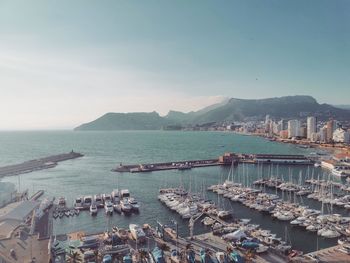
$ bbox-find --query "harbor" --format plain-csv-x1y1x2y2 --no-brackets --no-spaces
114,152,314,173
1,131,349,262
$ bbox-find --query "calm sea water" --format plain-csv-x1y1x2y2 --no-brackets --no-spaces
0,130,344,252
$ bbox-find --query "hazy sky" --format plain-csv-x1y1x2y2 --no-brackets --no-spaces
0,1,349,129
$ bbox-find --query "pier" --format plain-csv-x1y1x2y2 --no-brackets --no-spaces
114,152,314,173
0,151,83,178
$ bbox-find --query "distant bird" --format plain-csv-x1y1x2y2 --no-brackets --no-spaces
256,78,258,80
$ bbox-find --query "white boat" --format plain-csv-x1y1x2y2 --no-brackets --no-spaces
57,197,66,206
104,201,113,215
93,194,103,208
102,193,112,203
111,189,120,204
83,196,92,208
120,189,130,199
201,217,216,226
74,196,83,209
90,204,98,216
128,198,140,211
129,224,146,243
320,228,340,238
120,198,132,214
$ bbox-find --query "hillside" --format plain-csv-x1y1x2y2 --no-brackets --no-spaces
75,111,170,130
75,96,350,130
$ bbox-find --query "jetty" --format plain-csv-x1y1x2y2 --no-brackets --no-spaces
0,151,83,178
114,152,314,173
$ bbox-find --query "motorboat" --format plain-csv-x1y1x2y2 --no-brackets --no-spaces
57,197,66,207
120,189,130,199
102,193,112,203
129,224,146,243
83,196,93,208
104,201,113,215
94,194,103,208
113,203,122,213
90,203,98,216
111,189,120,204
120,198,132,214
128,198,140,211
170,249,181,263
74,196,83,209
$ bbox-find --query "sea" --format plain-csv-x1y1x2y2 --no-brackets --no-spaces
0,130,345,253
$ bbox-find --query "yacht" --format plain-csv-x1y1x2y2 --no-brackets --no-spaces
74,196,83,209
128,198,140,211
57,197,66,207
83,196,93,208
102,193,112,203
111,189,120,204
93,194,103,208
120,198,132,214
129,224,146,243
90,204,98,216
120,189,130,199
104,201,113,215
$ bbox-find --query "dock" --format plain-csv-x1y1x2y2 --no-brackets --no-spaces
0,151,83,178
114,152,314,173
302,245,350,262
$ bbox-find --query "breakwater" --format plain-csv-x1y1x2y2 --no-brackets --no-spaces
113,153,314,173
0,151,83,178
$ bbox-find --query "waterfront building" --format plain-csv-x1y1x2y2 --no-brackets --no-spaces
299,126,307,138
280,130,288,139
326,120,337,142
288,120,300,138
310,132,319,142
333,128,350,144
319,126,327,142
307,117,317,140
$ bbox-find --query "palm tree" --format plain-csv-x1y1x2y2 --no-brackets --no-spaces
66,251,83,263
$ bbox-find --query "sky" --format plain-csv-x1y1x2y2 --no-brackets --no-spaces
0,0,349,129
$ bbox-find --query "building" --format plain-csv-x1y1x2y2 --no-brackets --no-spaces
280,130,288,139
333,128,350,144
307,117,317,140
288,120,300,138
299,126,307,138
310,132,319,142
326,120,337,142
319,126,327,142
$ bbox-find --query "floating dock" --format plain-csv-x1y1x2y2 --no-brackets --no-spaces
0,151,83,178
114,152,314,173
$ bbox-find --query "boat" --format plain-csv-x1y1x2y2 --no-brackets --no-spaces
94,194,103,208
129,224,146,243
57,197,66,207
111,189,120,204
104,201,113,215
102,193,112,203
128,197,140,211
90,204,98,216
102,254,112,263
113,227,129,240
201,217,216,226
83,195,93,208
113,203,122,213
74,196,83,209
120,198,132,214
120,189,130,199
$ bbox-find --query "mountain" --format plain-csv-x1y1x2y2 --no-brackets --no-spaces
75,111,170,130
75,96,350,130
334,105,350,110
192,95,350,123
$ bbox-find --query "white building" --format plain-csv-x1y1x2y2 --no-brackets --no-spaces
307,117,316,140
333,128,350,144
288,120,300,138
319,126,327,142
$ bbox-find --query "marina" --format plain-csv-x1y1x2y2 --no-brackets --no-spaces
1,131,349,262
